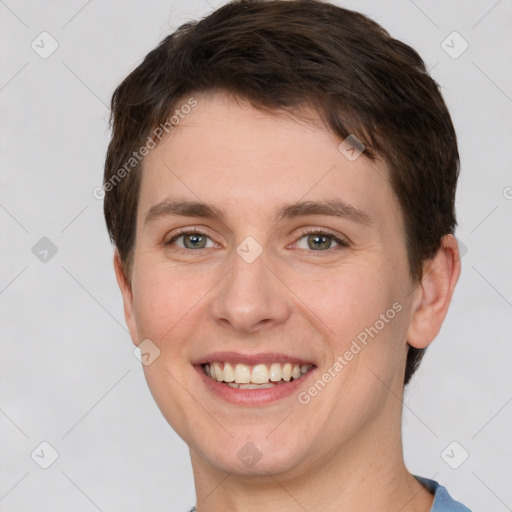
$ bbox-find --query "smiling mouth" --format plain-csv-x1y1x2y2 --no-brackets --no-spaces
202,361,314,389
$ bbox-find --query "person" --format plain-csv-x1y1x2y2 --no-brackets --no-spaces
101,1,472,510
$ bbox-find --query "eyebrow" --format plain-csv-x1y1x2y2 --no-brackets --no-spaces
144,198,372,226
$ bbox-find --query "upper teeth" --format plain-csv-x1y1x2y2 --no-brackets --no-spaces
204,362,313,384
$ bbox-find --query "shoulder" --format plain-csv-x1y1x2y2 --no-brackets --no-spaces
415,475,472,512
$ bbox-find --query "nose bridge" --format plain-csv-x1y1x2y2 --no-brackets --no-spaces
210,244,290,333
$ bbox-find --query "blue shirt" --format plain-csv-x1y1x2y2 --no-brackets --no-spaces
415,476,472,511
187,476,472,512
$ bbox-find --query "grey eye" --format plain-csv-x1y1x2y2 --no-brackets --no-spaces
296,233,339,250
172,232,215,249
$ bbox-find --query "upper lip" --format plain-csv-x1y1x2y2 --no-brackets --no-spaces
191,351,317,367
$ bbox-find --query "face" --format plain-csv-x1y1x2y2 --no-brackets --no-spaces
117,92,419,478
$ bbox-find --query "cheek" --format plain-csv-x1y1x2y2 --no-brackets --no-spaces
294,263,389,335
296,263,407,372
131,265,194,342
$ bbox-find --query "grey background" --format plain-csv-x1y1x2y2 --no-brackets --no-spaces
1,0,511,510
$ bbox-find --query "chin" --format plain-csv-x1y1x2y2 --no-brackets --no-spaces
190,427,310,477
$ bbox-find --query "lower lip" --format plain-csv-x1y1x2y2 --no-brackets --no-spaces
193,364,317,405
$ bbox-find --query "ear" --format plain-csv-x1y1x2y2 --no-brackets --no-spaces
406,234,461,349
113,251,139,346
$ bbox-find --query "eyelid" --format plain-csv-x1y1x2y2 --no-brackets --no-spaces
165,227,217,246
292,227,349,250
165,226,349,256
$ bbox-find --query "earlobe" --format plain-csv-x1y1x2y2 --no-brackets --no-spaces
113,251,139,346
406,234,461,350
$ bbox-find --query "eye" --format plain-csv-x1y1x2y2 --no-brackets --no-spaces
164,228,348,254
166,229,216,250
295,230,348,251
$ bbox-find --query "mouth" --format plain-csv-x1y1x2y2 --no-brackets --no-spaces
202,361,314,389
193,358,318,405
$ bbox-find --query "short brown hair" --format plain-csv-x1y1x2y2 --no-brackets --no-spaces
103,0,459,385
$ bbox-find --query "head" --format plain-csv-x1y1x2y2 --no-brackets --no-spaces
104,0,460,478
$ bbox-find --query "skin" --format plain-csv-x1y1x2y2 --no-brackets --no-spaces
114,91,460,512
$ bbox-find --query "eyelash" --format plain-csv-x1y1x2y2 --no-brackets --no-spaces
165,227,349,255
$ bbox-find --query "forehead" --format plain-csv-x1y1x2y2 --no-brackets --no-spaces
138,92,398,225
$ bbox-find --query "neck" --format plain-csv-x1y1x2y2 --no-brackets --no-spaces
189,411,434,512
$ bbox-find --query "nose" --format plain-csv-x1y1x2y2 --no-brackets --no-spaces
210,248,292,334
